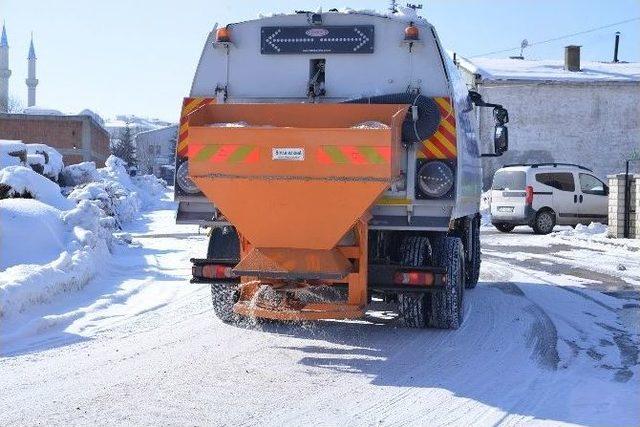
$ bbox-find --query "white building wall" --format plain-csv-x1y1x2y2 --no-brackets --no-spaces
134,125,178,176
475,82,640,188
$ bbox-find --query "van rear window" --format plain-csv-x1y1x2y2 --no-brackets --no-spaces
492,170,526,190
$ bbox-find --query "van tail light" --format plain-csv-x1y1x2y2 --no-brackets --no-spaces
525,185,534,205
394,271,435,286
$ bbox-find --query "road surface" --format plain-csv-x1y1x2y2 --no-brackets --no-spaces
1,209,638,426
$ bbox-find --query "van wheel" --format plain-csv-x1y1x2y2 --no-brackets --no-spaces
494,223,515,233
429,236,465,329
397,235,431,328
532,210,556,235
465,215,481,289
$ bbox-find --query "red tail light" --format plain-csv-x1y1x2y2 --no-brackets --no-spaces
525,185,534,205
199,264,235,279
394,271,435,286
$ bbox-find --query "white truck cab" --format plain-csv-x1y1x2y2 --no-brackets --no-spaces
490,163,609,234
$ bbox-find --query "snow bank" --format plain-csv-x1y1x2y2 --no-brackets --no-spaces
26,143,64,179
0,223,109,319
0,140,26,168
0,154,168,318
0,197,113,318
0,166,74,210
0,199,67,269
59,161,100,187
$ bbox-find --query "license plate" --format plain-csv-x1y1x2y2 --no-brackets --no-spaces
498,206,514,213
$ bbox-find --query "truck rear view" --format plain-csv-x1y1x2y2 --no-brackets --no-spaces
175,9,509,328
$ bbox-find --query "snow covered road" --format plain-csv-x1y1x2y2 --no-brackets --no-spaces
1,208,638,426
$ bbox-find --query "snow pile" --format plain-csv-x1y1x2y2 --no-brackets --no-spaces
68,157,141,225
0,199,110,318
0,199,67,269
66,155,167,225
132,174,167,208
26,143,64,179
0,166,74,210
0,154,169,318
0,140,26,168
59,161,101,187
26,153,45,167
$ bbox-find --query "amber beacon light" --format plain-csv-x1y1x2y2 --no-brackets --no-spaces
404,22,419,41
216,26,231,43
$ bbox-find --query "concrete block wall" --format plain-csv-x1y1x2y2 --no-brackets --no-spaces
608,174,638,238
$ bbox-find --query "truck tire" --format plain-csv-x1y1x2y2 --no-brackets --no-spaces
465,215,481,289
532,209,556,235
428,236,465,329
494,223,515,233
397,235,431,328
211,283,240,323
208,227,241,323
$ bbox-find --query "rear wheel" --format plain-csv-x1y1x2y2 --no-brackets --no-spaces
397,235,431,328
532,210,556,235
211,283,240,323
208,227,241,323
494,223,515,233
465,215,481,289
428,236,464,329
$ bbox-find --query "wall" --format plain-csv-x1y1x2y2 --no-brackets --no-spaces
473,82,640,189
0,114,110,167
134,125,178,176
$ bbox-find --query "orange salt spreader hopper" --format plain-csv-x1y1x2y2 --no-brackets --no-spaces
187,103,409,320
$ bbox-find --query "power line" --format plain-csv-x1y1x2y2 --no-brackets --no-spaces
471,16,640,57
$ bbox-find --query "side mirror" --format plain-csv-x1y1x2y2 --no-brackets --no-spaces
494,125,508,155
604,185,609,196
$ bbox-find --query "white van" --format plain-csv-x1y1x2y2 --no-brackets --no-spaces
489,163,609,234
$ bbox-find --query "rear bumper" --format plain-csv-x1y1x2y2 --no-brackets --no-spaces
491,206,537,225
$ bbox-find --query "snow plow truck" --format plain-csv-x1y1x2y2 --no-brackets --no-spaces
174,8,509,329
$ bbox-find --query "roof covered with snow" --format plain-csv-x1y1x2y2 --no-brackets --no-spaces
457,56,640,83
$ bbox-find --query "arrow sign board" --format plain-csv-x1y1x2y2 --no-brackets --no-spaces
261,26,374,54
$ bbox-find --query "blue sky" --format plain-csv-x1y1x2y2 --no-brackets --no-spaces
2,0,639,121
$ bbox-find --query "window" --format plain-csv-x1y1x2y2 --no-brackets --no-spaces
579,173,606,195
492,170,526,190
535,172,575,192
